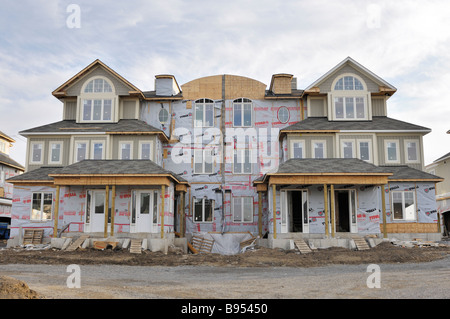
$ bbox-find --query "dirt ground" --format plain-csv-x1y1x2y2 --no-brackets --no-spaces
1,241,449,299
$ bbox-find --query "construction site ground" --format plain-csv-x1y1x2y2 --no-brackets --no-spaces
0,240,449,299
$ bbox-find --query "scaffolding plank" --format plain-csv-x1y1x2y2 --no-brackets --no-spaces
66,235,89,251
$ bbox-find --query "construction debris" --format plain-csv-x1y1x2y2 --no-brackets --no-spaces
191,235,214,253
352,237,370,251
22,229,44,245
66,235,89,251
390,238,442,248
129,239,142,254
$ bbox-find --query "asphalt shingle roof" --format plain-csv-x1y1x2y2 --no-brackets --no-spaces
20,119,164,135
382,165,443,181
281,116,431,132
0,153,25,171
275,158,390,174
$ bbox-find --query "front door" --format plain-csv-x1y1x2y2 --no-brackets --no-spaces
131,190,159,233
86,190,106,233
281,190,309,233
332,189,357,233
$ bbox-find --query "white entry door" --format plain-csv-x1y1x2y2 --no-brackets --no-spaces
86,190,106,233
132,190,159,233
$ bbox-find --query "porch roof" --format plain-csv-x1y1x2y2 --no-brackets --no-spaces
383,165,444,182
254,158,393,187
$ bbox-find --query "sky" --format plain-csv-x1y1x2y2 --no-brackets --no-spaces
0,0,449,167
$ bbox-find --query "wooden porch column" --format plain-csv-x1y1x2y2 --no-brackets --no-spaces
53,185,60,238
258,191,263,238
272,184,277,239
330,184,335,238
323,184,329,237
381,184,387,238
110,185,116,237
161,185,165,239
104,185,109,238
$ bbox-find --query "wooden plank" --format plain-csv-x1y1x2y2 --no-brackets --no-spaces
130,239,142,254
66,235,89,251
191,236,214,253
23,229,44,245
352,237,370,251
294,239,312,254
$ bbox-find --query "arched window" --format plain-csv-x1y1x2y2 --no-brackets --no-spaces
81,77,115,122
331,74,368,120
233,98,252,127
194,98,214,127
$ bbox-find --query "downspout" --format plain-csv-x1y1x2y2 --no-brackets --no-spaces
221,74,226,234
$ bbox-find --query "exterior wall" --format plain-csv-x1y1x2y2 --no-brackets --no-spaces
110,135,157,161
308,97,326,117
376,134,424,170
371,97,387,116
429,160,450,196
286,134,334,158
0,164,22,219
63,100,77,120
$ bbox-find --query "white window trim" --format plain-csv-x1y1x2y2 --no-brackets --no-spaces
30,142,44,165
193,197,214,223
158,108,170,125
48,141,63,165
391,191,416,221
290,140,305,159
312,140,327,159
233,148,252,174
30,192,53,221
90,140,105,160
119,141,133,160
340,139,355,159
277,106,290,124
404,139,420,163
194,148,214,174
357,139,372,163
232,98,253,128
384,140,400,164
74,140,89,163
79,76,116,123
138,140,154,160
194,99,214,128
232,196,254,223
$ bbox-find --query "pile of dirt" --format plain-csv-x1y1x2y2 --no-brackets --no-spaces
0,241,449,267
0,276,40,299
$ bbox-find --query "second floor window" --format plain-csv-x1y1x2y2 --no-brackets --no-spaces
194,99,214,127
331,75,368,121
194,148,214,174
312,141,326,159
233,98,252,127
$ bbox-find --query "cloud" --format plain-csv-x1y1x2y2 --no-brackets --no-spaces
0,0,449,166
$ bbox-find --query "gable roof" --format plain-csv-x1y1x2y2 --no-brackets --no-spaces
52,59,144,99
432,151,450,163
0,152,25,171
304,57,397,94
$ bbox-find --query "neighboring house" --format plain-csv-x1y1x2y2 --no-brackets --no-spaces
425,133,450,236
7,57,443,250
0,131,25,225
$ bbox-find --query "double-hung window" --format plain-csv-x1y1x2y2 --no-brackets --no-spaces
291,140,304,159
233,197,253,223
233,98,252,127
91,141,105,160
312,141,326,159
49,142,63,164
139,141,153,160
342,140,355,158
385,140,399,163
194,99,214,127
405,140,419,163
331,75,369,121
392,191,416,221
30,142,43,164
194,147,214,174
75,141,88,162
194,197,213,223
119,142,133,160
233,148,252,174
31,192,53,221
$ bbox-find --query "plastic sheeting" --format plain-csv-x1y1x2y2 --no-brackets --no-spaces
191,232,254,255
140,98,301,235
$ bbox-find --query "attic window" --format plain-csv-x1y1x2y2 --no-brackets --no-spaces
334,76,364,90
80,77,116,123
84,78,113,93
331,74,369,121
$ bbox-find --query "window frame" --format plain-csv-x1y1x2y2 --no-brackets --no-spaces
404,139,420,163
158,108,169,125
80,76,116,123
233,148,252,174
290,140,305,159
391,190,416,221
30,192,53,221
194,98,215,128
48,141,63,165
30,142,44,165
312,140,327,159
193,197,214,223
277,106,290,124
90,140,105,160
357,139,372,163
341,139,355,159
138,140,153,160
74,141,89,163
232,98,253,128
119,141,133,160
232,196,254,223
330,74,369,121
384,140,400,164
194,147,214,175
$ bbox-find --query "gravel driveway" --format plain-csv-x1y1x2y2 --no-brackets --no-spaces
1,257,449,299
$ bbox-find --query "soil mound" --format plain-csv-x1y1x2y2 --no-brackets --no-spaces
0,276,40,299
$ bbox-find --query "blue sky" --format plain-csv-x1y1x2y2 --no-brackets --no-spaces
1,0,449,166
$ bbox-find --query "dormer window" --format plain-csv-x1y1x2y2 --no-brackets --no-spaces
329,74,370,121
79,77,116,123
